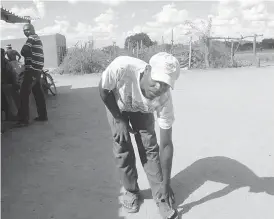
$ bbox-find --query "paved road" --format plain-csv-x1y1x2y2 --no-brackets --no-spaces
2,67,274,219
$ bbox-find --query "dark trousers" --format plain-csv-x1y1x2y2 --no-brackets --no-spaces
1,84,20,119
1,88,9,116
18,69,47,122
107,109,163,200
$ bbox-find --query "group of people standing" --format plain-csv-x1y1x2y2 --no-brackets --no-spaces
1,23,48,131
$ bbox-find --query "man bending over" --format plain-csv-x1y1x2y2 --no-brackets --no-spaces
99,52,180,219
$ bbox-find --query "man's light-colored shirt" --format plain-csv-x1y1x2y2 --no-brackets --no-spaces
101,56,175,129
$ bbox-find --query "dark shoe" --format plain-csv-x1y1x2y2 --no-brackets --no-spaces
14,121,29,128
34,116,48,122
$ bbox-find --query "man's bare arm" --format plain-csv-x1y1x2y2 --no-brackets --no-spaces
99,79,135,144
159,127,173,185
98,79,123,120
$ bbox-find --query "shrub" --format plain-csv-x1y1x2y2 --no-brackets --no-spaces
54,42,111,75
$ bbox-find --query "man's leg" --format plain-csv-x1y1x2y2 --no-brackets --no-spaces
106,109,139,193
129,112,179,218
128,112,163,200
32,71,48,120
1,84,17,119
1,88,9,120
11,88,20,111
106,109,140,212
17,71,33,124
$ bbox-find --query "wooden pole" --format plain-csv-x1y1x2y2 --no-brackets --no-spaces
188,36,192,69
204,37,210,68
253,34,257,57
231,40,234,67
162,36,165,52
136,41,139,58
171,29,174,54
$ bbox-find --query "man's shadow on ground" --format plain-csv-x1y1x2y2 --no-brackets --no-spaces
141,156,274,217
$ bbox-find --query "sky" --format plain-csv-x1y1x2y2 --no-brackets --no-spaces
1,0,274,48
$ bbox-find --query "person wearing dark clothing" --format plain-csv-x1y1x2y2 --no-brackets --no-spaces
16,23,48,127
5,44,21,62
1,48,20,120
5,44,22,75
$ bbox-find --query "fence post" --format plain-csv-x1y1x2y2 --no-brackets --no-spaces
188,36,192,69
204,37,210,68
136,41,139,58
231,40,234,67
253,34,257,57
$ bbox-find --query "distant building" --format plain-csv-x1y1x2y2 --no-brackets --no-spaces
1,33,66,68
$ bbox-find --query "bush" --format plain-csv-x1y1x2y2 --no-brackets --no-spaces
54,42,112,75
54,39,262,75
209,42,231,68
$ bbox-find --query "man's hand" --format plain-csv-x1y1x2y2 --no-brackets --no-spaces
158,184,175,207
113,118,136,145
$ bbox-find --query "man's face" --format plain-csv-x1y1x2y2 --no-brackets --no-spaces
23,25,33,37
144,76,170,100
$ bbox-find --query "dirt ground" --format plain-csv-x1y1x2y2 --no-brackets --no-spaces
1,66,274,219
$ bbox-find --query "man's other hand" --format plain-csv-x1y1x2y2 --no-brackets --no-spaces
158,184,175,207
113,118,136,145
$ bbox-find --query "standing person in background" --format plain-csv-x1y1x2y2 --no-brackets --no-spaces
5,44,21,62
16,23,48,127
1,48,20,121
5,44,22,75
99,52,180,219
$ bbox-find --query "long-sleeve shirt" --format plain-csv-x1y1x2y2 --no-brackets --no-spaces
21,34,44,72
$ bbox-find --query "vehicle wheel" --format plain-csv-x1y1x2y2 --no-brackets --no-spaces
45,73,57,96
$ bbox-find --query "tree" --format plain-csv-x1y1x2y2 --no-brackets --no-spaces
124,32,153,49
183,17,212,68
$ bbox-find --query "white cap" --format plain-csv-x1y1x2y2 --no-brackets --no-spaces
149,52,180,89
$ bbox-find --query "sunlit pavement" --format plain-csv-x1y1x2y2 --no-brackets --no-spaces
2,66,274,219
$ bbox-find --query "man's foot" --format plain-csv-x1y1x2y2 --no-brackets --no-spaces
157,199,178,219
34,116,48,122
122,191,140,213
14,121,29,128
